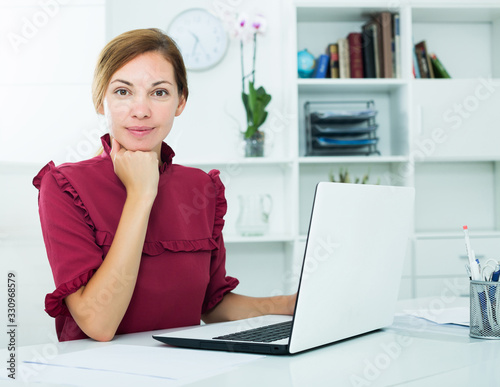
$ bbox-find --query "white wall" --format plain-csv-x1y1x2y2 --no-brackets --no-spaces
0,0,106,165
0,0,106,347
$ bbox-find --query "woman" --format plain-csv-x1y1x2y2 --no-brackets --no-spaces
33,28,295,342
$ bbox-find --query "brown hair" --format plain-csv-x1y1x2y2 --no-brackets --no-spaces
92,28,189,113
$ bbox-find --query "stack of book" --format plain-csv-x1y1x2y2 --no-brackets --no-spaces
305,101,380,156
311,12,401,79
413,41,451,78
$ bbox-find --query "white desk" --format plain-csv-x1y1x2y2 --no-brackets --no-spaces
3,297,499,386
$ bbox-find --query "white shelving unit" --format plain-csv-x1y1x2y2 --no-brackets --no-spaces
290,1,415,298
287,0,500,299
220,0,500,300
409,3,500,297
184,1,500,300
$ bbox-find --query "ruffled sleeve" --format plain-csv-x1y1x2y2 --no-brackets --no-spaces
208,169,227,240
33,163,103,317
201,170,239,314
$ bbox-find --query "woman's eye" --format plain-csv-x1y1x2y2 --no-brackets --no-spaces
153,89,168,97
115,89,129,96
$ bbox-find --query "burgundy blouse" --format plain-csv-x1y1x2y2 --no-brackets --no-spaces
33,134,238,341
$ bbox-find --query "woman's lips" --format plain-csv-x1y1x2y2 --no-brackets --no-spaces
126,126,154,137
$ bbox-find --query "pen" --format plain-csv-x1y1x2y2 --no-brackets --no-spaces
492,265,500,282
463,225,478,280
477,289,493,331
475,257,483,280
488,270,499,325
471,253,482,281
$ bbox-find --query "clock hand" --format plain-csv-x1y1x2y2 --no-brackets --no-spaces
189,31,203,56
189,31,199,43
191,39,199,56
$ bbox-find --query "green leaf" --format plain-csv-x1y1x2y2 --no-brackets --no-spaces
241,92,251,125
256,86,272,108
245,125,258,139
256,111,268,128
243,81,272,138
248,82,258,119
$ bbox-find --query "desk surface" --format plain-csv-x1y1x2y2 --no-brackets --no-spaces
3,297,499,386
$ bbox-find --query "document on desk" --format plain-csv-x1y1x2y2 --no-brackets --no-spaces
402,306,469,326
23,344,264,385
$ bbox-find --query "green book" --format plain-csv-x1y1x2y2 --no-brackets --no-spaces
430,53,451,78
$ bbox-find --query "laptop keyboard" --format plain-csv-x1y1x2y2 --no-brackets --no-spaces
213,321,292,343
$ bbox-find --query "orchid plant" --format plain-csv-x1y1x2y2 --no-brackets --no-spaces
221,11,272,140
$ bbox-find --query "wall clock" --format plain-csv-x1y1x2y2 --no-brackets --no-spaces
168,8,229,71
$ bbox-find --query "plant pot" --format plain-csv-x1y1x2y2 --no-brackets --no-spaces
244,131,265,157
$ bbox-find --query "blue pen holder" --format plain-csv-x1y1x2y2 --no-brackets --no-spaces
470,280,500,339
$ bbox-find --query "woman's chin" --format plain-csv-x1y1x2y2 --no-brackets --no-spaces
116,139,154,152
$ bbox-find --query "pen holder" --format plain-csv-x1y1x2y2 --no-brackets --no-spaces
470,280,500,339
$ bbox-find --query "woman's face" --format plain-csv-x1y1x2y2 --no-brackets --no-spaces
99,51,186,154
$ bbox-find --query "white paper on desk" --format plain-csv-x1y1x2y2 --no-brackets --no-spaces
403,306,470,326
24,344,264,381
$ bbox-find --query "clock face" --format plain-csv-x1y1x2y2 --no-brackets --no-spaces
168,8,228,71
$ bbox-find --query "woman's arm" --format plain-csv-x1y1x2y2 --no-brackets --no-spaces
65,138,159,342
201,292,297,324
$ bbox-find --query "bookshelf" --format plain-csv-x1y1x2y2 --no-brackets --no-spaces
289,0,500,299
410,4,500,297
159,1,500,300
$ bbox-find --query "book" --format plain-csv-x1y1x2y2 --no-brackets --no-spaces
364,17,382,78
327,43,339,78
414,45,429,78
415,41,434,78
313,54,329,78
371,22,381,78
392,13,401,79
412,45,421,78
347,32,364,78
430,53,451,78
373,12,393,78
361,23,376,78
338,38,350,78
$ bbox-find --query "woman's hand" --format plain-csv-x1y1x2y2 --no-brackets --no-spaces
286,293,297,315
109,138,159,202
201,292,297,324
65,138,161,341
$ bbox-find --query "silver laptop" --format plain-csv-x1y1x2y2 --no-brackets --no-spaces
153,182,414,355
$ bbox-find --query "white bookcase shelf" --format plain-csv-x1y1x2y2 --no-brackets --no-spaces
178,158,294,167
297,78,406,92
283,0,500,299
187,1,500,300
224,235,295,244
411,6,500,78
298,156,409,164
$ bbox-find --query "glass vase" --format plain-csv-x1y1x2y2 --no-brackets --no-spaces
244,131,265,157
235,194,273,236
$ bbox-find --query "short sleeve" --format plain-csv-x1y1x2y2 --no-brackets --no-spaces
34,163,103,318
201,170,239,314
